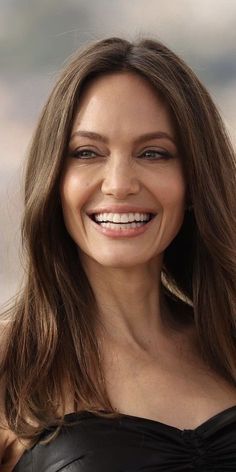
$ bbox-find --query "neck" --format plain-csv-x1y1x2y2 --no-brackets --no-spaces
80,255,179,352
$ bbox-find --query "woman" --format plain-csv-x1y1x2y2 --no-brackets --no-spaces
0,36,236,471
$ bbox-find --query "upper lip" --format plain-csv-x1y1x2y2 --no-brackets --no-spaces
86,205,157,215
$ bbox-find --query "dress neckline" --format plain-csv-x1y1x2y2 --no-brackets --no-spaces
63,404,236,435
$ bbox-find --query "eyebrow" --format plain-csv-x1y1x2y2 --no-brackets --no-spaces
69,130,177,146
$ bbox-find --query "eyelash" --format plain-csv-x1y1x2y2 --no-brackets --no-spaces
70,149,99,159
69,148,172,160
140,150,172,160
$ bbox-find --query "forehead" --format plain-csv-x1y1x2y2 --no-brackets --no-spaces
80,71,159,99
72,72,175,136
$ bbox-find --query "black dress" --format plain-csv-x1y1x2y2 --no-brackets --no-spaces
13,405,236,471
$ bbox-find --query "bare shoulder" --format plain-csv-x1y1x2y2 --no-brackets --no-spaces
0,319,27,470
0,429,27,471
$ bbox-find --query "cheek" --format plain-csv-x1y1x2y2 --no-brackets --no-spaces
60,170,91,213
149,170,186,209
59,171,91,243
165,181,186,209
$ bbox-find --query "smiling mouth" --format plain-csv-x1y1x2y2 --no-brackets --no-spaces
89,213,156,228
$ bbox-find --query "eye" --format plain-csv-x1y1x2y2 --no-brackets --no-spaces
69,148,99,159
139,149,172,160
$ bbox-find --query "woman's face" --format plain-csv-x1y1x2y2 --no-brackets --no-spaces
60,72,186,268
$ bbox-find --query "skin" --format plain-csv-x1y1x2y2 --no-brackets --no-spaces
2,73,236,467
0,72,189,466
60,71,188,356
1,75,236,466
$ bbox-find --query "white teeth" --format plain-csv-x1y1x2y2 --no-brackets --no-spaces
107,212,114,222
110,213,121,223
95,214,104,222
120,214,129,223
99,222,144,230
93,212,152,223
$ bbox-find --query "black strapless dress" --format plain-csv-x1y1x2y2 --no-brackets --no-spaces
13,405,236,471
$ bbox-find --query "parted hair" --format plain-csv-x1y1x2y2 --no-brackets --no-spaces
1,36,236,447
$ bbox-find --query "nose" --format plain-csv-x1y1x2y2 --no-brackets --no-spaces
101,155,141,199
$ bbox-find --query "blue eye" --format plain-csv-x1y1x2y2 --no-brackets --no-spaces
69,149,98,159
140,150,172,160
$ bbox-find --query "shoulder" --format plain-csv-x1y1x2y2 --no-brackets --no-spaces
0,431,27,471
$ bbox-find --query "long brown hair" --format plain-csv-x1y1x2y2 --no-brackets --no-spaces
1,36,236,446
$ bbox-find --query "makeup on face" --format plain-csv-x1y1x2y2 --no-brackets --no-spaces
60,72,186,268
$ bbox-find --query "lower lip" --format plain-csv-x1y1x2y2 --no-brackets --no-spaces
88,216,157,238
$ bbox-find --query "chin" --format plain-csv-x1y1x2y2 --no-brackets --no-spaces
86,251,150,269
97,257,144,268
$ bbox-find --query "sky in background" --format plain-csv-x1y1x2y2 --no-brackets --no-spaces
1,0,236,305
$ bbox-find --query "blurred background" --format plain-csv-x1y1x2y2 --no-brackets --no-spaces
1,0,236,306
